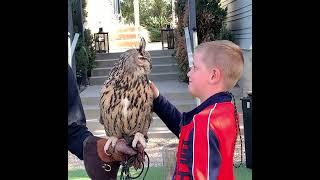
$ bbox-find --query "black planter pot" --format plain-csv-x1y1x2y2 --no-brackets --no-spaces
241,94,252,169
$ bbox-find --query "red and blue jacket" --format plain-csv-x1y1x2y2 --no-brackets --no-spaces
153,92,237,180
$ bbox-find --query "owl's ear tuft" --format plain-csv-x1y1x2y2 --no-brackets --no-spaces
138,37,146,53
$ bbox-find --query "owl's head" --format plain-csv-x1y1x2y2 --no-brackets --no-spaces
119,37,152,75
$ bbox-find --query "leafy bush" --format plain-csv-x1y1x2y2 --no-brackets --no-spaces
147,27,161,42
71,0,96,86
121,0,172,30
174,0,235,82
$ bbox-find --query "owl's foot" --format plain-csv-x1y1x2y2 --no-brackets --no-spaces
132,142,145,169
132,132,146,149
104,136,118,154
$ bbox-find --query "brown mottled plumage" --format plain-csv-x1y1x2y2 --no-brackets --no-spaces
99,38,153,151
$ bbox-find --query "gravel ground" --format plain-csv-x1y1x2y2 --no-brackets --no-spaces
68,136,246,170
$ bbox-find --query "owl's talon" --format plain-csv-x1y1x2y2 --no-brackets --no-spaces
104,136,119,154
132,132,146,148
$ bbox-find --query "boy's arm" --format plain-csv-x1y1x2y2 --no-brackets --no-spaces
153,93,182,137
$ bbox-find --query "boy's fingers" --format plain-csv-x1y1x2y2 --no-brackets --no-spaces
149,81,159,98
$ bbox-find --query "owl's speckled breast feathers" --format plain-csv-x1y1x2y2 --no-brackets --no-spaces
99,38,154,144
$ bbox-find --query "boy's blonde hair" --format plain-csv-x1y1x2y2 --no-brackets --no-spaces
195,40,244,90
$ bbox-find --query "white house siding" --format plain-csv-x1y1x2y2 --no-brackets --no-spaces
221,0,252,50
220,0,252,96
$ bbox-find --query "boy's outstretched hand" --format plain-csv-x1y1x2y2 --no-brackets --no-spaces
149,81,159,99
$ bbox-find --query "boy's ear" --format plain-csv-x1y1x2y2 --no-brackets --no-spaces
209,67,221,84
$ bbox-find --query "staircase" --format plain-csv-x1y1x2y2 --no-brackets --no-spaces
108,25,140,49
107,24,150,52
90,50,180,85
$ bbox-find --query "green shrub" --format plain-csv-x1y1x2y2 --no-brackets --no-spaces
148,27,161,42
174,0,235,82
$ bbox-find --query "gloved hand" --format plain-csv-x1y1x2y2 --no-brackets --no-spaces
83,136,137,180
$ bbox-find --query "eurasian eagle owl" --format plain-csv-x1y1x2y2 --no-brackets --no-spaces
99,38,154,153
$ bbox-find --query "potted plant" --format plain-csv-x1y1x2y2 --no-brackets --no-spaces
84,29,96,78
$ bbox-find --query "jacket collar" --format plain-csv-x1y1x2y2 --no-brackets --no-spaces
182,91,233,125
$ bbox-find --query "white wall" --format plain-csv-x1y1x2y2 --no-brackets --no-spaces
220,0,252,96
238,49,252,96
86,0,119,33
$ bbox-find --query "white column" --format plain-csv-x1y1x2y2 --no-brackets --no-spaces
172,0,175,27
68,32,72,68
134,0,139,37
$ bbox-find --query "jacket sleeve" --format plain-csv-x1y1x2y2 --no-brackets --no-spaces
153,94,182,137
68,65,87,126
68,123,93,160
68,65,93,160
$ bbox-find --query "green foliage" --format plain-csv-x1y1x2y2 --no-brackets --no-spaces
71,0,96,82
149,0,172,28
120,0,135,24
147,27,161,42
75,29,96,78
175,0,187,21
121,0,172,29
75,39,88,77
68,166,251,180
174,0,235,82
196,0,234,43
82,0,88,22
217,22,235,42
83,29,96,73
174,0,189,82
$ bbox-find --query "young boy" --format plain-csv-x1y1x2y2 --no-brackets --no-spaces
150,40,244,180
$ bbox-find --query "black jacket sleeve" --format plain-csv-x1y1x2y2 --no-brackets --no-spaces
153,94,182,137
68,65,93,160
